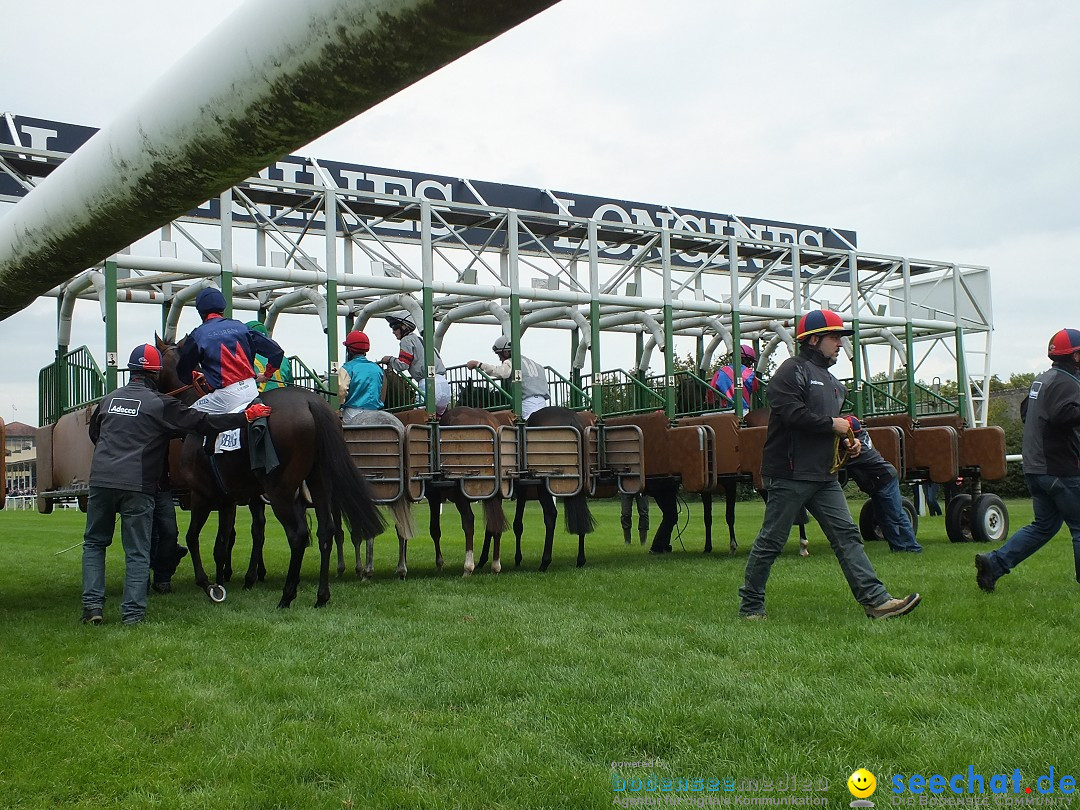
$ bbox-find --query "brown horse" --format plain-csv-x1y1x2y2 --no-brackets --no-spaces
427,406,509,576
481,407,595,571
158,338,385,607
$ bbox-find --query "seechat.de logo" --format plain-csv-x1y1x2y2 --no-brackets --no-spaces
848,768,877,808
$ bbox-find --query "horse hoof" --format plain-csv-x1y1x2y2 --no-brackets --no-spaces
491,562,502,574
799,549,810,558
243,580,255,591
315,598,329,608
538,561,551,573
277,600,292,609
207,584,227,603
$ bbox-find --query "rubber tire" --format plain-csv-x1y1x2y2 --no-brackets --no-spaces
858,501,883,541
971,493,1009,544
946,493,974,543
859,497,920,543
37,496,54,515
901,497,919,537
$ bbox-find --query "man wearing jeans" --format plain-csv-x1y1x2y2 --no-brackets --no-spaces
844,416,922,553
738,309,922,620
81,344,265,626
976,328,1080,592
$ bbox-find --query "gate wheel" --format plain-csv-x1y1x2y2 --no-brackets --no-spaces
945,493,973,542
858,501,884,542
971,493,1009,543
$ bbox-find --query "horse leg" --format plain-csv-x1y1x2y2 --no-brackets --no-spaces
333,503,346,576
428,490,445,570
650,483,678,554
725,481,738,556
538,489,558,572
184,500,215,594
454,495,476,576
702,491,713,554
798,508,810,557
362,530,374,581
273,496,309,609
513,490,527,567
212,502,237,587
244,499,267,589
311,489,337,607
396,529,408,580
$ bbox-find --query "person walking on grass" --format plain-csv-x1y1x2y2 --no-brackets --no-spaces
737,309,922,620
976,329,1080,592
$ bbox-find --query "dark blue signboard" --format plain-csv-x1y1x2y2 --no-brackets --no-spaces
1,114,857,259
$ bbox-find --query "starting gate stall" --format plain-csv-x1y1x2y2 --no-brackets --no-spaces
5,113,1002,537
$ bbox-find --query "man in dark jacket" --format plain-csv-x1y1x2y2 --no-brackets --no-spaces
81,344,270,626
738,310,922,620
976,328,1080,591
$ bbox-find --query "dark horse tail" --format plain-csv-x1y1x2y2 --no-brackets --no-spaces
309,399,385,541
563,490,595,537
484,498,508,537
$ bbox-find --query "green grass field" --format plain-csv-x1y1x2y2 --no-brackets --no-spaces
1,497,1077,809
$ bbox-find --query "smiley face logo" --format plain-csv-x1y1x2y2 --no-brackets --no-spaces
848,768,877,799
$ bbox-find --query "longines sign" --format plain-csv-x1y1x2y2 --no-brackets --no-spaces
2,113,857,261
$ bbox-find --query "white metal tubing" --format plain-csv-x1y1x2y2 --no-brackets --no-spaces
432,300,510,351
0,0,561,320
265,288,328,334
58,272,105,347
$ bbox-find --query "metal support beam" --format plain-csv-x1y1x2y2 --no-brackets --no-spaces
0,0,561,320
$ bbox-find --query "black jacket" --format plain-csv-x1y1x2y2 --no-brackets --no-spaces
89,376,246,493
760,346,847,482
1020,362,1080,477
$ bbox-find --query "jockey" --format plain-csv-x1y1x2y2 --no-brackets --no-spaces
380,311,450,416
339,330,384,425
467,335,550,419
710,344,759,410
245,321,292,392
176,288,285,414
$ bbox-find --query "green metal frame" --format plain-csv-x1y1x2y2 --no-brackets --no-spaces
38,346,107,426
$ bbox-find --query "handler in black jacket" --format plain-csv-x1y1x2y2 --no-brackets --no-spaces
976,328,1080,592
80,343,269,626
737,310,922,620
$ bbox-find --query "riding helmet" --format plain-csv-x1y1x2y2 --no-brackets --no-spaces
195,287,227,317
344,330,370,353
1047,328,1080,358
127,343,163,373
796,309,853,341
492,335,512,353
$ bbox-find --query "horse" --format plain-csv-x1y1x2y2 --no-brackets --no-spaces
336,409,417,580
158,337,385,607
478,407,595,571
427,406,509,576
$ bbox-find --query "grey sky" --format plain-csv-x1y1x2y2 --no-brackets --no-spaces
2,0,1078,426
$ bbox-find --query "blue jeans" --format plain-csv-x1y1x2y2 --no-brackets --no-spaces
81,486,154,623
739,477,889,615
984,474,1080,581
873,477,922,552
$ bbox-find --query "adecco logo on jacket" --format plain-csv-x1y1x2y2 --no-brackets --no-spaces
107,398,142,417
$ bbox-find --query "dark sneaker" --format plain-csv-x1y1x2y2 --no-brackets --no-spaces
865,593,922,620
975,554,997,592
81,607,103,625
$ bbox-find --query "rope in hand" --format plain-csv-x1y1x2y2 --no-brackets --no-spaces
830,415,862,474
